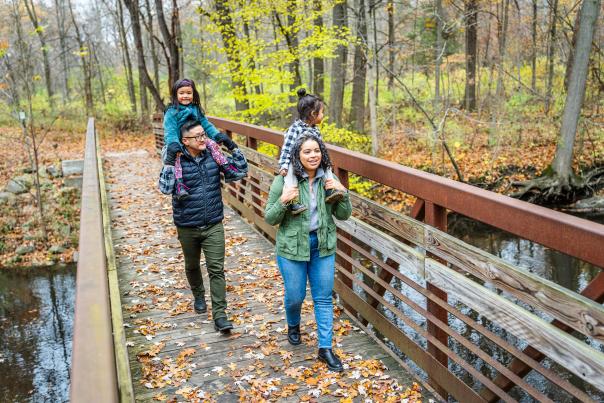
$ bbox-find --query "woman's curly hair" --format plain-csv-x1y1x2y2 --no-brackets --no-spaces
290,132,333,179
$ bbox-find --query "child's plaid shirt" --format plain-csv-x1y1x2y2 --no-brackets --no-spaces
158,165,175,195
278,119,322,170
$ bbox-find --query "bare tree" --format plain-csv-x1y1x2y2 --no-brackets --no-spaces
53,0,71,102
464,0,478,111
67,0,94,115
434,0,443,113
154,0,181,86
551,0,601,186
213,0,249,111
544,0,559,113
312,0,324,98
23,0,54,110
531,0,538,91
122,0,164,113
386,0,394,90
328,0,347,127
350,0,367,133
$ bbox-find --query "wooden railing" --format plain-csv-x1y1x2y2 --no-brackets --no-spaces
153,114,604,402
71,118,133,402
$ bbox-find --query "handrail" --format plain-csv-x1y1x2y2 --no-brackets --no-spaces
209,116,604,269
70,118,118,402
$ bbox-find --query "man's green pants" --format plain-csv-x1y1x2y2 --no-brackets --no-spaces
176,223,227,320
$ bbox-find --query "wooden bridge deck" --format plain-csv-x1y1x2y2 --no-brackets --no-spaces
104,150,436,402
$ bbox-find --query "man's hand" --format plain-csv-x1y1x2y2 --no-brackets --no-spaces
279,168,288,177
215,132,237,150
280,186,299,204
325,178,347,192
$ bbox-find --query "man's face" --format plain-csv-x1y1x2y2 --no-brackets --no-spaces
182,125,207,154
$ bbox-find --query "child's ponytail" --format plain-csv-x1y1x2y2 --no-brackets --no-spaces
296,88,323,123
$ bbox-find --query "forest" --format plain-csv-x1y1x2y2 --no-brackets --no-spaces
0,0,602,264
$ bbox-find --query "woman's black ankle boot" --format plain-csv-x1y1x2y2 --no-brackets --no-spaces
287,324,301,345
318,348,343,372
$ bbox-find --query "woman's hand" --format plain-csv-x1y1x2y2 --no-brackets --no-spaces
280,186,299,204
279,168,288,177
325,178,347,192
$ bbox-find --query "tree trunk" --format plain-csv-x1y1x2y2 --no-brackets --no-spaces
154,0,180,86
213,0,249,112
144,0,160,90
564,10,582,91
551,0,601,185
53,0,70,102
122,0,164,113
531,0,537,91
464,0,478,111
329,0,347,127
366,0,378,155
67,0,94,115
350,0,367,133
91,40,107,105
116,0,137,113
434,0,443,114
312,0,324,98
23,0,54,110
387,0,394,90
545,0,559,113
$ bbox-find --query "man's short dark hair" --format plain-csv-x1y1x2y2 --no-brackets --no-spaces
179,119,201,141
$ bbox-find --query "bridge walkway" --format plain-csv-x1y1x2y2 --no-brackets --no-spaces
105,149,435,402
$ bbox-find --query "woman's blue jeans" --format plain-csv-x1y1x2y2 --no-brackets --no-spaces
277,231,335,349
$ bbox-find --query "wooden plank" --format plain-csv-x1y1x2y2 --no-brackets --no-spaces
349,193,425,247
97,143,135,402
425,258,604,392
223,190,276,240
335,217,425,278
334,278,484,403
236,143,279,174
335,249,554,402
425,227,604,342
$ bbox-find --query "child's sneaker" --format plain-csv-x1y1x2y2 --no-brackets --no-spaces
222,164,247,183
175,181,190,201
325,189,345,203
289,203,307,215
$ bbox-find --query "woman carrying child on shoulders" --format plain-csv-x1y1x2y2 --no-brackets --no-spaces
265,133,352,372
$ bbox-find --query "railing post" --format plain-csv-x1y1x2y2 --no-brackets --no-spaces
334,167,359,318
425,201,449,400
245,136,263,218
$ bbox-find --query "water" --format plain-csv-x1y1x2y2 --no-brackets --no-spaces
357,213,603,402
447,213,603,294
0,264,76,403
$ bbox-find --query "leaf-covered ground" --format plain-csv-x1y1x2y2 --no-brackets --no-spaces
106,149,432,402
372,121,604,212
0,126,154,267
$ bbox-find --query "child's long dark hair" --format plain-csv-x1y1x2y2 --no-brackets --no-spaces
169,78,204,113
290,132,333,179
296,88,323,123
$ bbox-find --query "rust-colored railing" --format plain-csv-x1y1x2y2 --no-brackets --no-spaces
152,114,604,402
71,118,133,402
